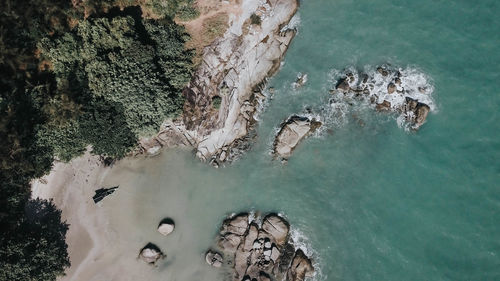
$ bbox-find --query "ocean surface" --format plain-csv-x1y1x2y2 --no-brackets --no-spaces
99,0,500,280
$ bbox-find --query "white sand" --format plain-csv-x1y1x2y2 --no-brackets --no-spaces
31,150,226,281
31,152,114,280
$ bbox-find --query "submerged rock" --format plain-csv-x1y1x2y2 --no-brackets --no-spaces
273,115,322,159
206,212,315,281
293,73,308,89
157,218,175,236
139,243,164,265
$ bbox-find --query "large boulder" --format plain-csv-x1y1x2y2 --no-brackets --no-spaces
157,218,175,236
139,243,164,265
404,97,430,130
273,115,322,159
221,213,249,236
244,223,259,251
206,250,223,267
219,233,243,252
261,215,290,246
287,249,315,281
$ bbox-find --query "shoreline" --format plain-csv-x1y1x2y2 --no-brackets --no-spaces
31,153,111,280
139,0,300,165
31,0,301,279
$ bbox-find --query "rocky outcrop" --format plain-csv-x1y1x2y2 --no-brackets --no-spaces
206,250,223,267
184,0,300,165
331,65,434,130
404,97,430,129
273,115,322,160
292,73,308,89
138,0,300,164
157,218,175,236
206,212,315,281
138,243,164,265
287,249,315,281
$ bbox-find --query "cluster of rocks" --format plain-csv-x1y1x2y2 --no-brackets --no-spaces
138,218,175,265
332,66,432,130
273,115,322,160
206,213,315,281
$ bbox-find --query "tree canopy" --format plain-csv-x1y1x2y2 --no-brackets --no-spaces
38,7,194,160
0,1,196,280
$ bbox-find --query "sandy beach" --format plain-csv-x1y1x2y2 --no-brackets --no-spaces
31,153,113,280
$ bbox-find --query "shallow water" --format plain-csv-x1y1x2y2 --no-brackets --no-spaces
99,0,500,280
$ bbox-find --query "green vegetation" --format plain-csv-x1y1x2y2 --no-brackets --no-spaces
83,0,199,19
0,199,70,281
250,13,262,25
212,96,222,109
39,10,194,160
0,1,195,280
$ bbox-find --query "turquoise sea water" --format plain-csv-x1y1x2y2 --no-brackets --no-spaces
101,1,500,280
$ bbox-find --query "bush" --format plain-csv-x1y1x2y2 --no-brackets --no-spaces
39,9,194,159
250,13,261,25
0,199,70,281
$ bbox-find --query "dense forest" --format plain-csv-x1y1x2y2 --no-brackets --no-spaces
0,0,196,279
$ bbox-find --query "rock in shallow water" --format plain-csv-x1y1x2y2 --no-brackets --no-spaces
206,250,223,267
139,243,164,265
287,249,315,281
207,212,315,281
273,115,322,160
330,65,434,130
157,218,175,236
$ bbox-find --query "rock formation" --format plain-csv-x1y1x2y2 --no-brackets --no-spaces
273,115,322,160
138,243,164,265
206,250,223,268
206,212,315,281
157,218,175,236
331,65,434,130
292,73,308,89
137,0,300,165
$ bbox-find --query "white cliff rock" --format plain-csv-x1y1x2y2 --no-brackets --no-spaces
183,0,300,164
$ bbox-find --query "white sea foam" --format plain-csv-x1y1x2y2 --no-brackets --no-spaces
324,65,436,131
289,228,325,281
281,13,301,32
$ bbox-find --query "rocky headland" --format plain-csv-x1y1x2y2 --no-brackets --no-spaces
138,0,300,166
206,212,315,281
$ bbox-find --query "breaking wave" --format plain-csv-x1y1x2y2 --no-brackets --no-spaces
321,64,436,131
